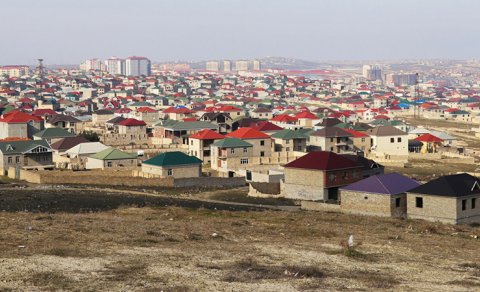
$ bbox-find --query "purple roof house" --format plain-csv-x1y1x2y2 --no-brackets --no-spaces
340,173,421,218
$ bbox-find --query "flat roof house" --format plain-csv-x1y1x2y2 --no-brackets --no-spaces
340,173,420,218
407,173,480,224
142,151,202,178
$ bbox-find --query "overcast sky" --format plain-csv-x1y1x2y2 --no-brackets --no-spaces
0,0,479,64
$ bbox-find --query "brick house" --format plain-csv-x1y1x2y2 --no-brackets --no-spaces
188,129,225,163
283,151,364,201
0,140,54,174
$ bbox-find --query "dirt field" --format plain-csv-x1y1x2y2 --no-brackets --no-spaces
0,186,479,291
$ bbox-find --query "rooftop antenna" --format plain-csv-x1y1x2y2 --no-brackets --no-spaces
36,58,45,78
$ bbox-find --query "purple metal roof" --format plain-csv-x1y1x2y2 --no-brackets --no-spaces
341,173,421,195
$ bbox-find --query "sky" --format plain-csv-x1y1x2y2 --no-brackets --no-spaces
0,0,479,65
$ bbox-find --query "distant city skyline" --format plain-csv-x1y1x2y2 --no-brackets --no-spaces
0,0,479,65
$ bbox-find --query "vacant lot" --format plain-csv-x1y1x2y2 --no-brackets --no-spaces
0,187,479,291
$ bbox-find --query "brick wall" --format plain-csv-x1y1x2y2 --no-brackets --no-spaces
340,190,406,218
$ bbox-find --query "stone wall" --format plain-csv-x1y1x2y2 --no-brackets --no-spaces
248,182,281,198
300,201,341,212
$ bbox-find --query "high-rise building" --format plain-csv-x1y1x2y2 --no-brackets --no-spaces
235,60,249,71
252,60,261,71
385,73,418,86
206,61,219,71
80,58,105,71
125,56,151,76
362,65,382,81
106,57,126,75
0,65,30,77
223,60,231,72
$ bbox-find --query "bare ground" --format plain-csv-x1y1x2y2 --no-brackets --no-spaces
0,187,479,291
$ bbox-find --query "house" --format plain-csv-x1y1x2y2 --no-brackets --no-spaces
414,134,443,153
153,120,218,145
142,151,202,178
199,112,232,134
33,128,76,144
406,173,480,224
309,127,353,153
271,129,308,152
0,140,54,174
92,109,114,125
366,126,408,160
249,121,283,136
226,127,272,158
340,173,420,218
210,137,253,176
86,147,138,169
341,154,384,178
343,128,371,155
283,151,364,201
188,129,225,163
250,107,273,119
0,110,44,139
117,118,147,135
45,114,82,134
50,136,90,154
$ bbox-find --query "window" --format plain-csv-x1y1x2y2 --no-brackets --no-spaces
190,140,193,145
107,162,112,167
286,147,290,152
15,156,20,163
7,157,12,164
330,138,334,142
167,169,173,176
260,151,265,157
230,148,235,154
390,138,395,143
397,137,402,143
260,140,265,146
329,173,336,182
415,197,423,208
361,146,366,151
285,139,290,144
462,199,467,211
240,158,248,164
472,198,476,209
361,138,365,142
395,197,401,208
243,147,248,153
342,172,348,179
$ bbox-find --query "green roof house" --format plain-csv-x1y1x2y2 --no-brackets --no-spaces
142,151,202,178
86,147,138,169
33,128,76,144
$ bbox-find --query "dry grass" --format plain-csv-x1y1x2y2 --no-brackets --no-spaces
0,188,479,290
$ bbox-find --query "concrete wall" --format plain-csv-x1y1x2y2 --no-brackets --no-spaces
371,135,408,157
283,168,326,201
248,182,282,198
340,190,406,218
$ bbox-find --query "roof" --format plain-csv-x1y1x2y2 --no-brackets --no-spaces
0,110,43,123
284,151,362,171
89,147,137,160
341,173,420,195
65,142,109,157
33,128,76,139
226,127,270,139
315,118,343,127
189,129,225,140
0,139,51,155
341,154,384,170
118,118,147,126
342,128,369,138
367,125,407,137
143,151,202,167
47,114,81,124
50,136,90,151
311,127,353,138
211,138,253,148
408,173,480,197
250,121,283,132
415,133,443,143
163,121,218,131
271,129,308,140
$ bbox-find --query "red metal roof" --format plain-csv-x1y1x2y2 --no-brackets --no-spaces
415,133,443,143
137,107,157,113
343,128,369,138
294,111,317,119
118,118,146,126
250,121,283,132
0,110,43,123
226,127,270,139
190,129,225,140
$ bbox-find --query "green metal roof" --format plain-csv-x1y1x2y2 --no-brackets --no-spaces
33,128,76,139
271,129,308,140
212,138,253,148
143,151,202,167
89,147,137,160
0,139,51,155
